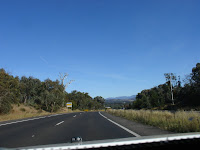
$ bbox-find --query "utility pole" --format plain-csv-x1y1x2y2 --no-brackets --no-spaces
170,74,174,105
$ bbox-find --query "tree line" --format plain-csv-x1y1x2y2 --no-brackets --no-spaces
131,63,200,110
0,69,105,114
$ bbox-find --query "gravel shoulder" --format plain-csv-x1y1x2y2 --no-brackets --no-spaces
101,111,173,136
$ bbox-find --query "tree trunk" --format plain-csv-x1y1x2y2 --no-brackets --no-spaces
24,95,27,104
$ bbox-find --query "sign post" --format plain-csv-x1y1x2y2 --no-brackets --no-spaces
66,102,72,110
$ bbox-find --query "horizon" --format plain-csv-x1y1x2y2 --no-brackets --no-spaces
1,0,200,99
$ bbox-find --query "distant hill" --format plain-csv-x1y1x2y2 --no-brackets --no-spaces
105,95,136,104
106,95,136,100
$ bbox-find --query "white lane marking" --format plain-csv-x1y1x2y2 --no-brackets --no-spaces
73,115,76,117
99,112,141,137
32,135,35,138
55,121,64,126
0,113,66,127
0,116,47,127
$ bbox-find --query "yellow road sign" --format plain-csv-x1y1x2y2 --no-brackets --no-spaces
66,102,72,108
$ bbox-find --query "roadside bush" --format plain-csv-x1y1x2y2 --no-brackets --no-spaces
20,108,26,112
0,99,12,114
0,69,20,114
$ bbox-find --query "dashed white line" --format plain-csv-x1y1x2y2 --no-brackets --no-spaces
55,121,64,126
73,115,76,117
99,112,141,137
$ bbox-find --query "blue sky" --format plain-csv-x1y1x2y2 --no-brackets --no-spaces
0,0,200,98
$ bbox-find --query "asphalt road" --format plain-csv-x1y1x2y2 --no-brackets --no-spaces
0,112,135,148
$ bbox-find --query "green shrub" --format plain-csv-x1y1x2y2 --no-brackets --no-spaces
0,100,12,114
20,108,26,112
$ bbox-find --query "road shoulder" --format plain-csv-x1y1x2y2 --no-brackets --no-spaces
0,112,78,126
101,111,173,136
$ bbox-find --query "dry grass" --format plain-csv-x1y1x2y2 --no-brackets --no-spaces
107,109,200,133
0,105,49,122
0,105,80,122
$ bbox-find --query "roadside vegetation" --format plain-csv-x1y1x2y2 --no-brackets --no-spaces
0,104,82,122
0,104,50,122
129,63,200,110
0,69,105,117
107,109,200,133
107,63,200,133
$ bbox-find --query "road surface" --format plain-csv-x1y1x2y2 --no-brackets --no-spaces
0,112,134,148
0,111,171,148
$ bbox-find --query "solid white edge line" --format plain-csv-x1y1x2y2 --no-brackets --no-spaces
55,121,64,126
0,113,65,127
0,116,46,127
99,111,141,137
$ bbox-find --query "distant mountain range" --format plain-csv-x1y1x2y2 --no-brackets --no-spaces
105,95,136,104
106,95,136,100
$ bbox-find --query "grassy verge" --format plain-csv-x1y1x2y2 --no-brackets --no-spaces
107,109,200,133
0,104,80,122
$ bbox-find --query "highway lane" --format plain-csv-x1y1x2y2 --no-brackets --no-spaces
0,112,134,148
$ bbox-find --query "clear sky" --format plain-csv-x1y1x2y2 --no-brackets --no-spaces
0,0,200,98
